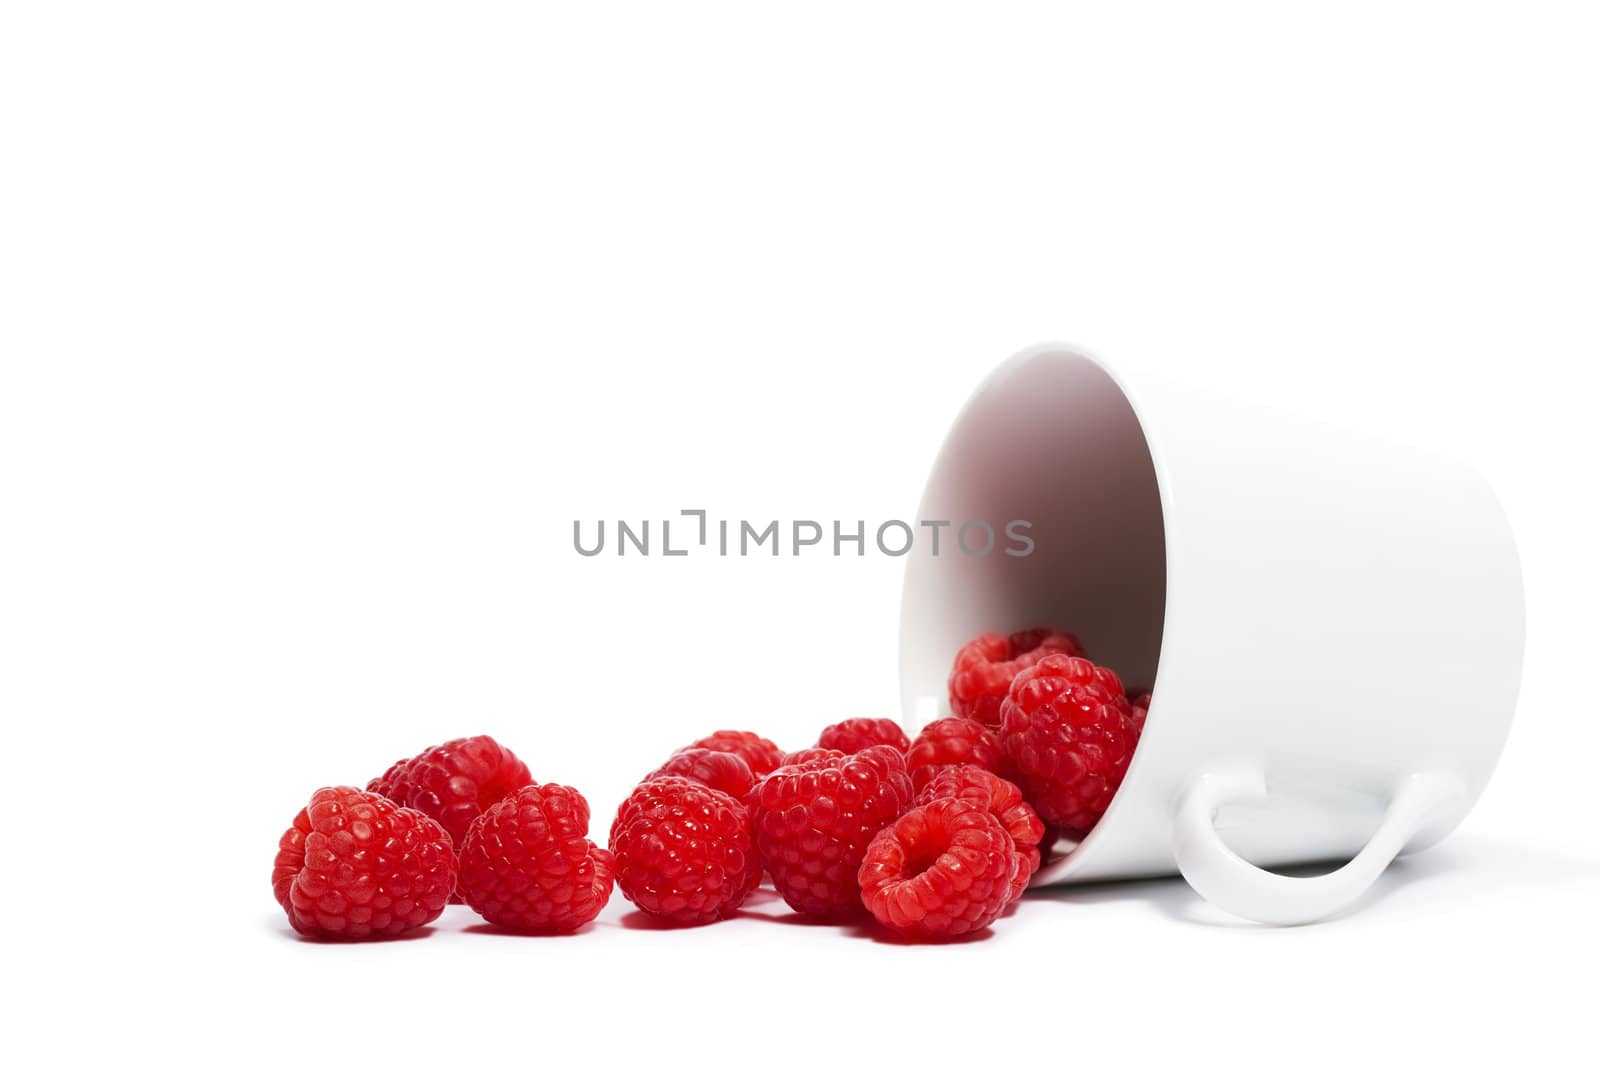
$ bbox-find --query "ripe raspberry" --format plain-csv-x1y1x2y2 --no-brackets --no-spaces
368,735,533,847
648,747,758,803
817,717,910,754
779,746,844,767
917,765,1044,902
609,776,760,925
749,745,914,918
858,797,1016,939
272,786,456,940
458,783,614,933
683,729,784,777
948,628,1085,728
998,654,1138,835
905,717,1011,793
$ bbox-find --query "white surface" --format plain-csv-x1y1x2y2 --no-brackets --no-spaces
3,2,1598,1064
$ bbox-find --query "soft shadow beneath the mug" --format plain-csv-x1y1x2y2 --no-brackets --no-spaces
1028,863,1389,929
1025,836,1597,929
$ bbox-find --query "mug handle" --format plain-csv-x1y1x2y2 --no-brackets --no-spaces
1171,766,1467,924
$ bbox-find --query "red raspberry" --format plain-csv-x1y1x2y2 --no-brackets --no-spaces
817,717,910,754
779,746,844,767
683,729,785,777
648,747,758,803
458,783,614,933
905,717,1011,793
749,745,914,918
858,797,1016,939
368,735,533,847
998,654,1138,835
948,628,1085,728
917,765,1044,902
609,776,760,925
272,786,456,940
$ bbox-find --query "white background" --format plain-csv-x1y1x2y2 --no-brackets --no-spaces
3,2,1597,1063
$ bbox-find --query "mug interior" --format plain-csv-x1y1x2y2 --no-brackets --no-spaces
899,348,1166,846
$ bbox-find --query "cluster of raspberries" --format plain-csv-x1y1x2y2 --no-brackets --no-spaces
273,628,1146,942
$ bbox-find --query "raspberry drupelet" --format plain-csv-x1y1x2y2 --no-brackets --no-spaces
779,746,846,767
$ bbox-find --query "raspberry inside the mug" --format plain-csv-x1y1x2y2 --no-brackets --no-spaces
947,628,1084,728
997,653,1141,835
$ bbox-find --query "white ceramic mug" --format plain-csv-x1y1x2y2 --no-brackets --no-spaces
898,343,1523,924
